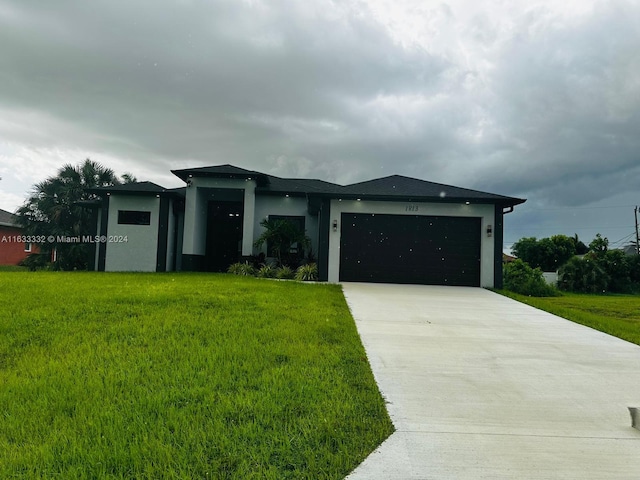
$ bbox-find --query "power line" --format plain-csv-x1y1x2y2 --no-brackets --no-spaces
611,231,636,245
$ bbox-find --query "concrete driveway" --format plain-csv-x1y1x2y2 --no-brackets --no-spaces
343,283,640,480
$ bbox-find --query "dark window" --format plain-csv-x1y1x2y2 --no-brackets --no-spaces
118,210,151,225
24,242,32,252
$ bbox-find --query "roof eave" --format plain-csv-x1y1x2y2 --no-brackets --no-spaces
171,168,270,186
85,187,180,198
255,189,308,198
308,192,526,206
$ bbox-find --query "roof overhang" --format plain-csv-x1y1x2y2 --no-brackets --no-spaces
171,166,270,186
306,191,526,208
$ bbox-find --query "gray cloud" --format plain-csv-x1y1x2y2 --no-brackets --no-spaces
0,0,639,247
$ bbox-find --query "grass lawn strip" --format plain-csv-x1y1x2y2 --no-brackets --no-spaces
0,272,393,479
499,290,640,346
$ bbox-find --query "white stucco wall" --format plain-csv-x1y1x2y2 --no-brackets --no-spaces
253,195,319,256
542,271,559,286
104,195,160,272
327,199,496,287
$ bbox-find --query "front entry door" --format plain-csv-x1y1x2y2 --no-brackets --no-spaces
206,201,243,272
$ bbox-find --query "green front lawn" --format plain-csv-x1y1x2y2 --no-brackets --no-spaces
499,290,640,346
0,272,393,479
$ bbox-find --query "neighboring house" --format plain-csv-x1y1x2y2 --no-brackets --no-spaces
0,208,38,265
502,253,517,263
88,164,525,288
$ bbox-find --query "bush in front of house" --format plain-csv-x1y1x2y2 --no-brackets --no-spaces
227,262,256,276
295,263,318,281
275,265,295,279
504,259,559,297
256,264,277,278
228,262,320,282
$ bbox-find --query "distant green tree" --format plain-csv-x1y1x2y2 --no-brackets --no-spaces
512,234,576,271
558,233,640,293
511,237,540,266
16,159,136,270
572,234,589,255
588,233,609,257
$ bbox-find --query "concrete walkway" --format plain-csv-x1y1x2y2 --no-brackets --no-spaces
343,284,640,479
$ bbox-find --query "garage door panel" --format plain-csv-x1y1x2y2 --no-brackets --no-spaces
339,213,481,286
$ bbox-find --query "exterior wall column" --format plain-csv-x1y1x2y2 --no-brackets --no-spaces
181,181,206,257
242,183,256,256
180,180,208,271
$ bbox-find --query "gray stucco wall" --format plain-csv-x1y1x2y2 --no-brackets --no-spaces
253,195,319,257
104,195,160,272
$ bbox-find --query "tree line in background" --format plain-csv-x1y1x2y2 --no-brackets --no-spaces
17,159,136,270
505,233,640,296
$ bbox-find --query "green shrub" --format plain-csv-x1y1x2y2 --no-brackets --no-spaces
256,264,277,278
628,255,640,285
295,263,318,281
275,265,295,279
558,255,608,293
559,250,640,294
504,259,558,297
601,250,632,292
227,262,256,276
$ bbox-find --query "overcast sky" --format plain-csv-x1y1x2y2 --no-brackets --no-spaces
1,0,639,251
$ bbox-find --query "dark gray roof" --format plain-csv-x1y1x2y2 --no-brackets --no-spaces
171,165,343,195
104,181,167,193
166,187,186,197
111,164,525,207
0,208,17,227
171,164,268,184
88,181,180,196
339,175,525,205
257,175,343,196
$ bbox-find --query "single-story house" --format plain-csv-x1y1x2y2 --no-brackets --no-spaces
88,164,525,287
0,208,39,265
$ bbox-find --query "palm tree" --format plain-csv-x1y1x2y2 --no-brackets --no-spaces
16,159,136,270
253,218,311,267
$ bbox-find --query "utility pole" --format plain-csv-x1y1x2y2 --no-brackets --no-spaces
635,206,639,255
